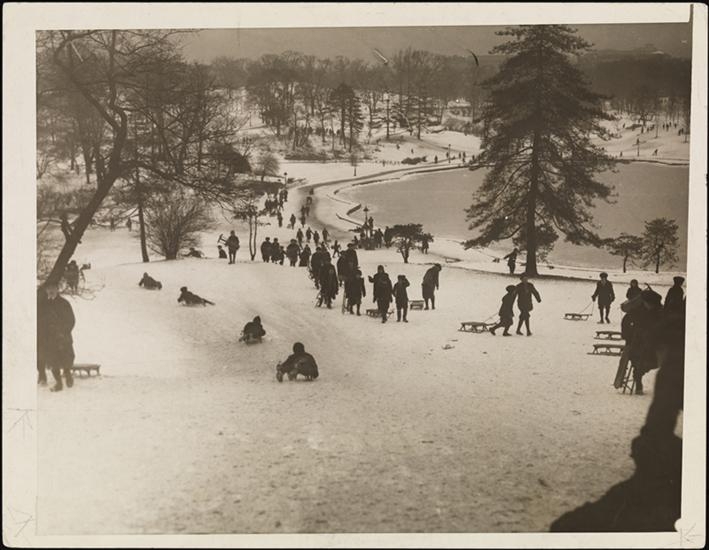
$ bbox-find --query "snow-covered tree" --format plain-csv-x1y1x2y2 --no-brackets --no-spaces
605,233,644,273
390,223,433,263
465,25,615,276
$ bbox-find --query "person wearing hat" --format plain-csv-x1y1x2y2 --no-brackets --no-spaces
217,245,228,259
489,285,518,336
369,265,393,323
620,288,663,395
344,269,366,315
37,279,76,391
421,264,442,310
592,272,616,324
138,272,162,290
276,342,319,382
241,316,266,343
286,239,300,267
664,277,685,314
260,237,272,263
225,230,240,264
626,279,642,300
515,274,542,335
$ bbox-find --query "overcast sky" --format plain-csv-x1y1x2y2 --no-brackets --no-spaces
180,23,692,63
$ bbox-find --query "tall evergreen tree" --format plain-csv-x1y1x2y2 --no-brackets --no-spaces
464,25,615,276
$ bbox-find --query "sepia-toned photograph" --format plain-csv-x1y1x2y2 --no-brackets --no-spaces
3,3,707,547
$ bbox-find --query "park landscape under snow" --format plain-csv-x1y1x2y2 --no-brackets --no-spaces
36,119,688,533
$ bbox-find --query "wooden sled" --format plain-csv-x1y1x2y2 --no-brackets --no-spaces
70,363,101,377
365,308,394,318
409,300,425,310
595,330,623,341
589,343,625,357
459,321,491,334
564,312,591,321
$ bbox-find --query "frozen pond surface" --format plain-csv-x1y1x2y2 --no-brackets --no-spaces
341,163,689,269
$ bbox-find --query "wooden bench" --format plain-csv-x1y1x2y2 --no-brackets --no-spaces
564,312,591,321
595,330,623,341
589,343,625,357
409,300,425,310
459,321,490,334
70,363,101,377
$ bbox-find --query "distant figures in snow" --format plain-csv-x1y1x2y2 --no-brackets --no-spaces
240,316,266,344
276,342,319,382
503,247,519,274
421,264,442,310
139,272,162,290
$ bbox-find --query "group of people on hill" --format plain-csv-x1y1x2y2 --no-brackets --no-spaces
488,274,542,336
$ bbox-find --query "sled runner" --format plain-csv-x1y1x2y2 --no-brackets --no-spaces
564,312,591,321
239,334,262,345
365,308,394,318
70,363,101,377
459,321,491,333
613,347,635,393
590,343,625,356
409,300,425,310
595,330,623,341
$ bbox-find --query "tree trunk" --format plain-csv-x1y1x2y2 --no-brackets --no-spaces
622,254,628,273
137,192,149,263
655,253,660,274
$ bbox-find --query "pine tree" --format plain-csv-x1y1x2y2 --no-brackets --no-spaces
465,25,615,276
640,218,679,274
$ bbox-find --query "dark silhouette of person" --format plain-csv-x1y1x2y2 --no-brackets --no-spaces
241,316,266,342
592,272,615,324
421,264,442,310
286,239,300,267
318,261,339,308
277,211,283,228
322,228,329,242
489,285,517,336
299,244,311,267
664,276,685,314
393,275,410,322
332,240,341,258
225,231,240,264
184,247,204,258
626,279,642,300
345,269,366,315
37,280,75,392
270,238,281,263
515,275,541,335
503,248,519,274
177,286,214,306
624,288,663,395
306,227,313,243
138,272,162,290
289,213,297,229
276,342,319,382
64,260,80,293
296,228,304,246
369,265,393,323
217,245,228,259
313,230,320,247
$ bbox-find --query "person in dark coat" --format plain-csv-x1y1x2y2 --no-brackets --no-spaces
276,211,283,228
342,243,359,271
177,286,214,306
64,260,80,293
305,227,313,243
138,272,162,290
289,213,297,229
270,238,281,264
503,247,519,274
489,285,517,336
626,279,642,300
241,315,266,342
296,228,304,246
344,269,366,315
184,247,204,258
332,240,341,258
225,231,240,264
217,245,228,259
664,276,685,314
591,272,615,324
276,342,319,382
37,280,75,391
392,275,410,322
622,288,664,394
260,237,272,263
515,275,541,335
337,253,354,287
318,261,339,308
310,246,324,288
299,244,311,267
313,230,320,247
421,264,442,310
286,239,300,267
322,228,329,242
383,226,393,248
369,265,393,323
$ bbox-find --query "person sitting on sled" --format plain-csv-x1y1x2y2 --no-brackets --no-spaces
241,316,266,342
276,342,319,382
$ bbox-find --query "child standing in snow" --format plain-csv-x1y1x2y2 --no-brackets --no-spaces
393,274,410,322
489,285,517,336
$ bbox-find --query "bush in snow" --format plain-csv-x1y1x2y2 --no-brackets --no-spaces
145,192,214,260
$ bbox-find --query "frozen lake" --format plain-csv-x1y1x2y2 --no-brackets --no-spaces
340,162,689,269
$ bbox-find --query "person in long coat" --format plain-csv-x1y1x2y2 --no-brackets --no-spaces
225,230,240,264
626,279,642,300
503,248,519,274
421,264,442,310
318,261,339,308
299,244,311,267
489,285,517,336
37,280,75,391
337,253,353,287
344,269,366,315
286,240,300,267
591,272,616,324
369,265,393,323
260,237,272,263
515,275,542,336
392,275,410,322
310,247,324,288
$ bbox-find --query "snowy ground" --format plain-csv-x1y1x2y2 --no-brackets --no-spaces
38,204,673,534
